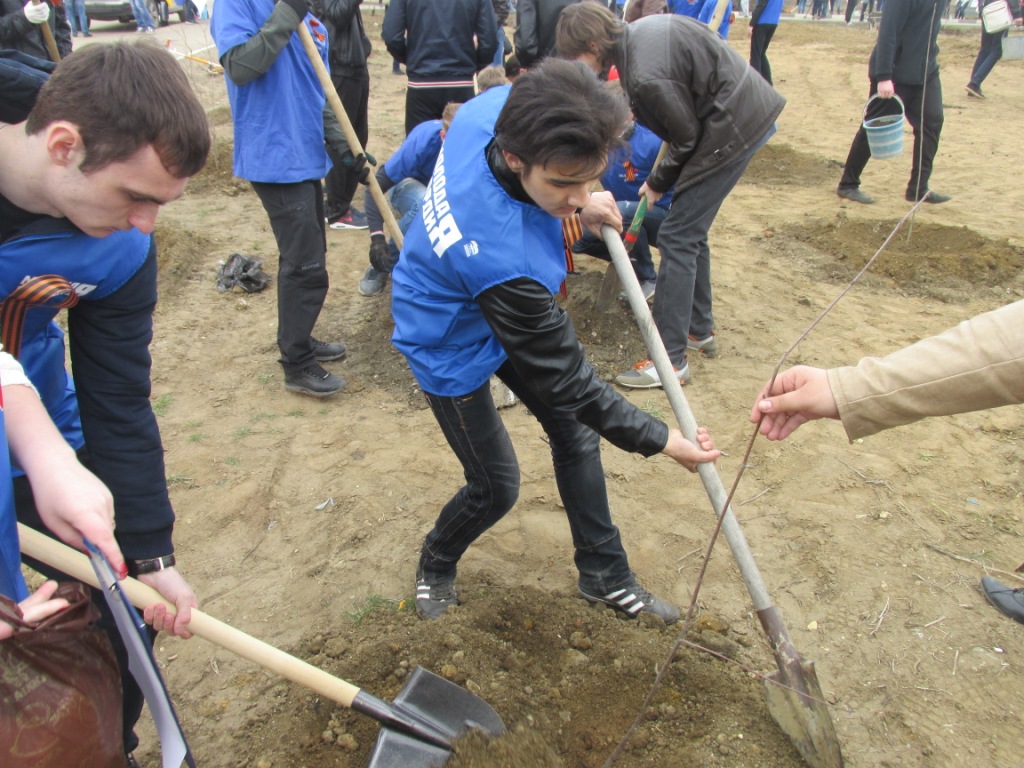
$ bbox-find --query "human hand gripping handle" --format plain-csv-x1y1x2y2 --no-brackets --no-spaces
26,1,60,61
749,365,840,441
579,190,622,235
296,24,404,250
369,234,391,273
340,150,374,185
661,426,720,472
139,566,197,638
23,0,49,23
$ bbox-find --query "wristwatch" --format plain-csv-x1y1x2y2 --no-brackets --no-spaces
128,554,176,577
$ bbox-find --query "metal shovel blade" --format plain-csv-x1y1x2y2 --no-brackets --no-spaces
602,226,845,768
366,666,506,768
764,659,843,768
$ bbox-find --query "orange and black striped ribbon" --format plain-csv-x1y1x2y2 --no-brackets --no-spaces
559,214,584,298
0,275,80,359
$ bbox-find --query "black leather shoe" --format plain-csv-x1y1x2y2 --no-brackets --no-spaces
837,187,875,204
980,576,1024,625
906,190,951,204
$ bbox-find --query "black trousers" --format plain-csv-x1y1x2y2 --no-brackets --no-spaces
404,84,475,135
251,179,329,373
324,72,369,220
839,72,944,199
749,24,777,85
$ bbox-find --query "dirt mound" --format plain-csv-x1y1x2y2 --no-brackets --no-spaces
780,218,1024,300
234,578,803,768
742,143,840,189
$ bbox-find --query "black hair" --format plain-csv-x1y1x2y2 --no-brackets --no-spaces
493,58,627,178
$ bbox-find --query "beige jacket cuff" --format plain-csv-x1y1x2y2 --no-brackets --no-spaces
829,300,1024,441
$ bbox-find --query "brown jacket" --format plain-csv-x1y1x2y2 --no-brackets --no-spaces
830,300,1024,440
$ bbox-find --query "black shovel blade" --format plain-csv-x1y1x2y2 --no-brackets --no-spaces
365,666,506,768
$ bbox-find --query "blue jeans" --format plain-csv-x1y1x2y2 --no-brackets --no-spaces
570,199,662,283
129,0,155,28
419,361,633,594
654,125,775,364
384,177,428,268
492,23,504,66
66,0,88,33
969,27,1006,88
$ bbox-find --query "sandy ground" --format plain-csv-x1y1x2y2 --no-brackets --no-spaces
71,14,1024,768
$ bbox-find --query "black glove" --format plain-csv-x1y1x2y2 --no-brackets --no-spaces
278,0,307,20
340,151,370,185
369,234,392,273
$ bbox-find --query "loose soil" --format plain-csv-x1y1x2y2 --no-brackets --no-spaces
77,17,1024,768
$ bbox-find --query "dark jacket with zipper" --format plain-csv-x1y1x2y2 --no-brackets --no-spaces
382,0,498,82
514,0,578,68
318,0,371,78
612,14,785,195
869,0,943,84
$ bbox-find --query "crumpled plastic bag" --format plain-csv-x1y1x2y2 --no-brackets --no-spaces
216,253,271,293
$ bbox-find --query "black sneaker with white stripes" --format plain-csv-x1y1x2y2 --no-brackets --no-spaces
579,578,680,625
415,568,459,620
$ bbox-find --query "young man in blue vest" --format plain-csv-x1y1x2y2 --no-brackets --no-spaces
392,59,720,625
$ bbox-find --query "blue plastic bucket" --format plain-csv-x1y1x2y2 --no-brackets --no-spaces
862,94,905,160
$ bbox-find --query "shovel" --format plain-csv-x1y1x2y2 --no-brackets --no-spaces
601,228,844,768
17,523,505,767
295,23,404,251
30,0,60,62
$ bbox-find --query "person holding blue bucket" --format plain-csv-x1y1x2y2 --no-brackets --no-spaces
836,0,950,206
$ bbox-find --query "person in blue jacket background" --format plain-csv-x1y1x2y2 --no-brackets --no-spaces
358,104,460,296
698,0,732,36
570,118,669,302
213,0,367,398
392,59,719,626
749,0,783,84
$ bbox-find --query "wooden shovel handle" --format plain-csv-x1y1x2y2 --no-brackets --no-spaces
17,523,361,708
296,23,403,250
31,0,61,62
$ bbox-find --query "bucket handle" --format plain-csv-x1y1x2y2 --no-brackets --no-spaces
863,93,905,123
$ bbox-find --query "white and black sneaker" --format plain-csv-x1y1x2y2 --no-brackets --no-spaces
415,568,459,620
579,578,680,624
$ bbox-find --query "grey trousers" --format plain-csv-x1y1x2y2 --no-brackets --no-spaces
652,132,771,365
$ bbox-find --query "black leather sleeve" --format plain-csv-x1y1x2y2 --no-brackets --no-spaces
477,277,669,457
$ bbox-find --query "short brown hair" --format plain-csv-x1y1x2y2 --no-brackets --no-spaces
27,40,210,178
441,102,462,131
476,65,509,93
555,2,623,67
